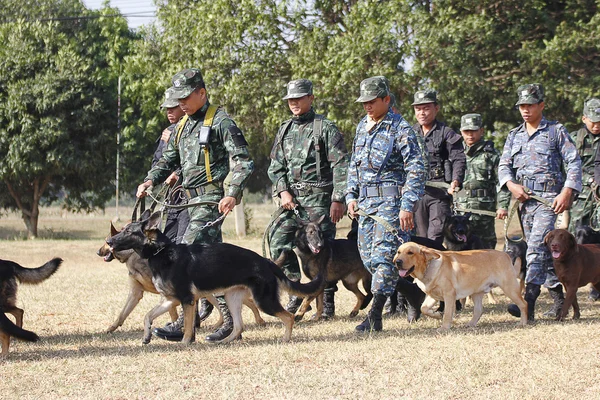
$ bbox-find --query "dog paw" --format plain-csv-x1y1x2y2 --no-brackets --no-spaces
348,310,358,318
142,338,151,345
294,314,304,322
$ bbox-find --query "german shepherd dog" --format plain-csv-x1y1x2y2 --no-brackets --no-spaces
442,213,484,251
98,224,265,333
293,216,372,321
106,211,325,345
1,257,62,356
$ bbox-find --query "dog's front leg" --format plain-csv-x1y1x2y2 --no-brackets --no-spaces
557,285,578,321
143,299,178,344
439,292,456,330
181,301,197,345
108,281,144,333
420,295,441,319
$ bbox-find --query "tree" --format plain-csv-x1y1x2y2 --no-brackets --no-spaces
0,0,134,237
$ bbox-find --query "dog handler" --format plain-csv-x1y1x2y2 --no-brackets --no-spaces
498,83,581,321
267,78,348,318
347,76,426,332
136,68,254,342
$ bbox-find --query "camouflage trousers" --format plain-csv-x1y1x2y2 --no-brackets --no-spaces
469,214,497,250
181,192,224,245
521,198,560,288
357,196,409,296
268,202,336,281
569,188,599,233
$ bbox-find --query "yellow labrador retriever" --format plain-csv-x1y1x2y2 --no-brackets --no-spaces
393,242,527,330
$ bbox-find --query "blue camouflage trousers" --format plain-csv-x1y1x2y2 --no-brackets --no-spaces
357,196,410,296
521,197,560,287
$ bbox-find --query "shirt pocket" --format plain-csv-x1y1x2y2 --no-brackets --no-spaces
367,132,393,172
511,145,524,168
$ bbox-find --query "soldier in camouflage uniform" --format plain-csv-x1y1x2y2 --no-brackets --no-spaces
347,76,426,332
456,113,511,249
267,79,348,317
412,89,466,244
499,84,582,321
136,68,254,342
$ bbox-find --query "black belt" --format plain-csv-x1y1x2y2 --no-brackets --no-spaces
520,178,560,193
360,185,403,198
290,186,332,197
463,188,492,197
185,182,223,199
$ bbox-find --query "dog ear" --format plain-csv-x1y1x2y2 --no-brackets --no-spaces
464,212,472,220
146,211,162,230
420,247,441,261
110,222,119,236
140,209,152,221
316,214,326,225
543,231,554,247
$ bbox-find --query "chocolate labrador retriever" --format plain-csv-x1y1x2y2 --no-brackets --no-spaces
544,229,600,321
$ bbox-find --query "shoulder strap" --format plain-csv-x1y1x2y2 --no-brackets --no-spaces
174,115,190,147
576,128,586,151
313,115,324,182
202,104,219,183
547,121,558,151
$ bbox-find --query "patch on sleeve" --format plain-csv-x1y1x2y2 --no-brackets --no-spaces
332,132,346,152
229,125,248,147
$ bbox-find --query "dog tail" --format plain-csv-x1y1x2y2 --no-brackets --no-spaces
270,252,326,297
13,258,63,284
0,313,39,342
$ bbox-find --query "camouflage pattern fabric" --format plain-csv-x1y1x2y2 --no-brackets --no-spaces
568,127,600,232
347,111,426,295
498,117,582,286
182,192,223,245
268,108,348,279
455,140,511,249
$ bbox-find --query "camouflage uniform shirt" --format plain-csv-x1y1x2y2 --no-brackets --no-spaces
569,126,600,230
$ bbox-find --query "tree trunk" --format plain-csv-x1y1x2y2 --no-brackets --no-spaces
4,175,49,239
22,210,38,239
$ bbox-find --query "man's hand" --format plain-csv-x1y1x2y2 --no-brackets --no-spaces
280,191,296,211
552,188,573,214
136,181,153,198
347,201,359,219
496,208,508,220
506,181,530,203
399,210,414,232
165,172,179,186
447,180,460,195
218,196,237,214
160,128,171,143
329,201,345,224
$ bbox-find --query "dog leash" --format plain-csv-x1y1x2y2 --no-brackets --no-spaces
355,208,405,243
503,189,561,242
262,204,310,258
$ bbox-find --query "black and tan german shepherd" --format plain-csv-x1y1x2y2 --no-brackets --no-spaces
106,211,325,345
442,213,484,251
97,223,265,333
1,257,62,356
293,215,372,321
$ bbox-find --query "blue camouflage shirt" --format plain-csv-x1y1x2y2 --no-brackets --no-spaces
498,117,582,195
346,111,426,212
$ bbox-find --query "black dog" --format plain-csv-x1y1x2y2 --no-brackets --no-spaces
107,210,325,345
293,216,372,321
504,237,527,295
574,225,600,301
442,213,484,251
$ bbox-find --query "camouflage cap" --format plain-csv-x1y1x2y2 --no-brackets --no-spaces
515,83,544,106
583,98,600,123
282,79,313,100
411,89,437,105
460,113,483,131
160,87,179,108
355,76,390,103
171,68,205,99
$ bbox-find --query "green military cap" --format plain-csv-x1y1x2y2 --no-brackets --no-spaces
515,83,544,106
355,76,390,103
282,79,313,100
460,113,483,131
411,89,437,105
171,68,205,99
583,97,600,123
160,87,179,108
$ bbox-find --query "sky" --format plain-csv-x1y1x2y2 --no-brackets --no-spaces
82,0,156,29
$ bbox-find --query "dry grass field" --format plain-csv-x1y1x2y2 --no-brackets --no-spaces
1,205,600,400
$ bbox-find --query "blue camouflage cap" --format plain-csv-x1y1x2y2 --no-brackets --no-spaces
583,98,600,123
283,79,313,100
460,114,483,131
160,87,179,108
515,83,544,106
412,89,437,105
171,68,205,99
355,76,390,103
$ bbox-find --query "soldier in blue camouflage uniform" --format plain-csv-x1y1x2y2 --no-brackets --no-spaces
456,113,511,249
136,68,254,342
347,76,426,332
498,84,582,321
412,90,466,244
267,79,348,317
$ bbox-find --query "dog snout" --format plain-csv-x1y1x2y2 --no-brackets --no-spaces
395,258,403,268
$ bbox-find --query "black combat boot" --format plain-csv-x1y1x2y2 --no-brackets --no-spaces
355,294,387,332
153,309,185,341
396,278,426,323
589,287,600,301
285,295,303,314
508,283,540,321
543,285,565,318
322,288,335,319
205,298,235,343
197,297,214,323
